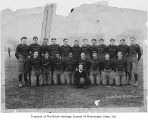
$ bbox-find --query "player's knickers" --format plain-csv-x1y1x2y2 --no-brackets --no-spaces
102,69,113,85
65,71,75,84
129,54,138,74
53,70,65,84
31,68,43,86
115,70,126,86
18,55,28,75
43,68,52,85
89,69,101,85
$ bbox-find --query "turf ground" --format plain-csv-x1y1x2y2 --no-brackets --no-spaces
4,51,144,109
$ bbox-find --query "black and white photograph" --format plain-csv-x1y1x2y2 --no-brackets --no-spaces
1,0,147,115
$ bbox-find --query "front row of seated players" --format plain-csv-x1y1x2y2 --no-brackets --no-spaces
25,50,129,88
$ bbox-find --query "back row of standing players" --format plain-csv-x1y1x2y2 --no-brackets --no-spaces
15,36,141,87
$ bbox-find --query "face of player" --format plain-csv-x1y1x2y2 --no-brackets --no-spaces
130,38,135,45
117,52,122,59
69,53,73,58
78,65,83,71
45,54,49,59
43,39,48,45
63,40,68,45
110,40,115,45
33,52,38,58
33,38,38,44
105,54,109,60
92,40,96,45
56,54,60,59
51,39,56,45
120,40,125,45
74,41,79,46
21,38,27,45
81,53,85,59
83,40,87,45
92,53,97,59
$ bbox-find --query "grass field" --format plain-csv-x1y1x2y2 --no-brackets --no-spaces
4,51,144,109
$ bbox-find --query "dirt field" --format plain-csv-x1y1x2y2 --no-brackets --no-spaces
4,51,144,109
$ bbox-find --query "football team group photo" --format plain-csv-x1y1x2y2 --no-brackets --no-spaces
2,1,146,110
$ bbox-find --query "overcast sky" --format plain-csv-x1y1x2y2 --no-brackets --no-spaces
0,0,147,16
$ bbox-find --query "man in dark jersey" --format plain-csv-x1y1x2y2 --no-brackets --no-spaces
27,36,41,83
64,52,76,84
114,51,127,86
52,53,65,84
15,37,29,87
60,38,72,60
89,52,101,85
28,36,41,58
74,64,88,89
90,39,98,59
107,39,118,62
97,39,107,61
42,52,53,85
117,39,130,82
71,40,81,61
129,37,141,86
40,38,50,58
29,51,43,86
101,53,114,85
117,39,129,60
76,52,90,75
80,39,91,60
48,38,61,61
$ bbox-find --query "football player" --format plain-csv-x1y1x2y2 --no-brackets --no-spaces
52,53,65,84
15,37,30,87
129,37,141,86
60,38,72,60
29,51,43,86
80,39,91,60
114,51,127,86
101,53,114,85
97,39,107,61
89,52,102,85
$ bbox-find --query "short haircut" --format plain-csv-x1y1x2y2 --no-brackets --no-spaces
74,40,79,42
43,38,48,41
120,39,125,41
83,39,87,41
63,38,68,42
117,51,122,55
105,53,109,55
33,36,38,40
92,39,96,41
21,36,27,41
33,51,38,53
92,51,97,55
45,52,49,55
81,52,85,55
79,63,83,66
51,38,56,41
110,39,115,42
99,39,104,41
